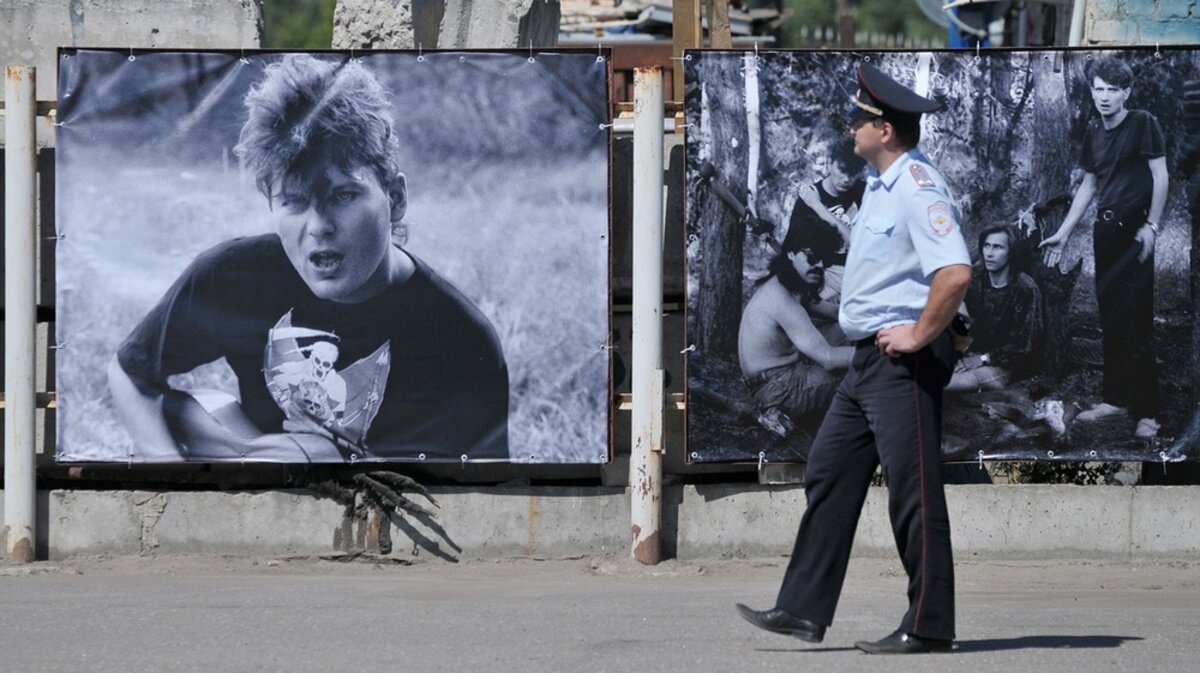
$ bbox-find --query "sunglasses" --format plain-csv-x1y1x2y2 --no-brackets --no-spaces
797,248,838,267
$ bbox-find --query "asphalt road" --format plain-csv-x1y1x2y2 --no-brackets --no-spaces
1,554,1197,672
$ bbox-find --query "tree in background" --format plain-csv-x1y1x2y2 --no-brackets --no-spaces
779,0,945,48
263,0,336,49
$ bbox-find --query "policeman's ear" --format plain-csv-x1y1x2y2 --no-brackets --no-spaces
388,172,408,224
878,120,896,144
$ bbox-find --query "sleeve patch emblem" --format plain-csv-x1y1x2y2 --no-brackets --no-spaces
928,202,953,235
909,164,935,188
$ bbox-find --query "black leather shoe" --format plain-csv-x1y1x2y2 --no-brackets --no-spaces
734,603,825,643
855,629,953,654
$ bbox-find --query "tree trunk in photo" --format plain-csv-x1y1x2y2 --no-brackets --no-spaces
744,53,761,218
1183,76,1200,409
694,59,748,356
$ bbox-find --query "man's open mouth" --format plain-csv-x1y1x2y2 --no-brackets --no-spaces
309,250,344,272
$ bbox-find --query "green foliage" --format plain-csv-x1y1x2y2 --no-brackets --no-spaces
779,0,946,48
783,0,836,30
262,0,336,49
992,461,1122,485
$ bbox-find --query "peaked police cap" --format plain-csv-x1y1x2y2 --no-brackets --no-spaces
850,62,942,126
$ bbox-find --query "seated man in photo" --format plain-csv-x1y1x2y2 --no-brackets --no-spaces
944,224,1066,444
108,54,510,463
738,212,852,442
949,224,1044,392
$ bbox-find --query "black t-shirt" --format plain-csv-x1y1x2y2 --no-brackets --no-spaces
789,178,865,227
966,270,1043,379
815,178,865,220
1080,109,1165,212
118,235,509,461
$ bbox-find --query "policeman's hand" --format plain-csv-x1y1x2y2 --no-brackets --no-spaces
1039,232,1067,268
877,325,922,357
1135,224,1156,263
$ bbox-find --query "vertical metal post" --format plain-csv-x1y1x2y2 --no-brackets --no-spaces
4,65,38,562
630,67,665,565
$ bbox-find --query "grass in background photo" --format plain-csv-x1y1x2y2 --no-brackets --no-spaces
57,150,608,463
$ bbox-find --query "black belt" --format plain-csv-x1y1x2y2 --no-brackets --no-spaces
1098,207,1146,225
744,370,772,389
852,329,953,350
853,335,877,349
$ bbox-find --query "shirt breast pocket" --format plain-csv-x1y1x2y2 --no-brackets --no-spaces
857,216,895,264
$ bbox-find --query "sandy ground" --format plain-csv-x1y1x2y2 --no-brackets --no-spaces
2,553,1198,672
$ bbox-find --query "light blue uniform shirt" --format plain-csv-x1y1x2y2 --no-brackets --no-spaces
839,149,971,341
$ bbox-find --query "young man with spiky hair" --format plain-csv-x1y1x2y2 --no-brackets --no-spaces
1039,56,1168,440
108,54,509,463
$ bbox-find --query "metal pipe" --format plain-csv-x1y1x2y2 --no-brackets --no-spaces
630,66,665,565
612,117,677,135
4,65,38,563
1069,0,1087,46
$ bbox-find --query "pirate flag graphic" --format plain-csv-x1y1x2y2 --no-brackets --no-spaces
264,311,390,458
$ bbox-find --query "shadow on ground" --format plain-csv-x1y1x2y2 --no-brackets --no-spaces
755,634,1141,655
954,634,1142,653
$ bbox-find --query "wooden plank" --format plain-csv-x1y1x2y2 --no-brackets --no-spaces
610,43,674,71
0,392,57,409
710,0,734,49
618,392,686,411
672,0,702,102
0,100,57,114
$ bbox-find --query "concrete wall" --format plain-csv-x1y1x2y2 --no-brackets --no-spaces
1085,0,1200,44
332,0,560,48
0,0,263,103
4,485,1198,561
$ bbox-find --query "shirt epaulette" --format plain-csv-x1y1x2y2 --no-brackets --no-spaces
909,163,936,189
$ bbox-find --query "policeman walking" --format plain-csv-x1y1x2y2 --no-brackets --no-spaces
736,62,971,654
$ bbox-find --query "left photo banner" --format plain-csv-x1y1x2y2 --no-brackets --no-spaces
55,49,612,464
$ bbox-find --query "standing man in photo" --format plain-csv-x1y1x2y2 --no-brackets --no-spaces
1039,56,1168,440
736,62,970,654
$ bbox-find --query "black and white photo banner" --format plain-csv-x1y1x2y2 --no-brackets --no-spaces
56,49,611,464
685,47,1200,463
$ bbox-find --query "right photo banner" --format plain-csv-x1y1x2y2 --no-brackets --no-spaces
684,48,1200,464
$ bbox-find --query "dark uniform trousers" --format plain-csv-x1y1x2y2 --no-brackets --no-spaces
1093,205,1157,419
774,330,957,641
